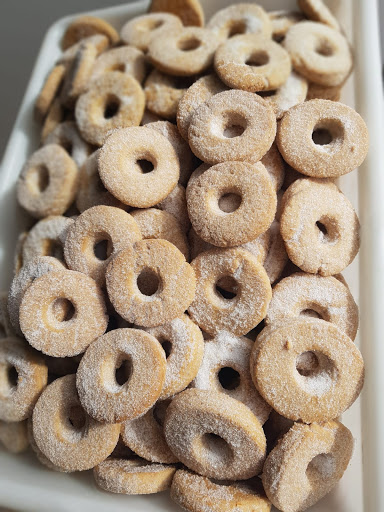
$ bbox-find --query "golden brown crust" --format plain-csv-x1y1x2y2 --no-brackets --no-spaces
61,16,119,50
149,0,205,27
35,65,66,122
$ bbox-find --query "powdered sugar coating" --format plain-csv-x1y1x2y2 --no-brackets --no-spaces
192,331,270,424
260,71,308,120
156,184,191,233
19,269,108,357
91,45,147,84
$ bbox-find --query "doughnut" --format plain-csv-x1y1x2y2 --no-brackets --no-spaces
0,420,29,454
144,70,196,121
98,126,180,207
215,34,291,92
164,388,266,480
8,256,65,335
59,34,110,67
145,313,204,399
76,150,125,212
130,208,189,260
94,458,176,494
34,64,66,122
76,328,166,423
60,39,98,108
156,184,190,232
19,269,108,357
149,0,205,27
283,21,352,86
64,205,142,286
306,81,342,101
145,120,195,187
75,71,145,146
32,374,120,471
259,142,285,191
188,247,271,336
17,144,78,219
91,46,147,84
106,239,196,327
171,470,271,512
22,216,74,265
258,71,308,120
0,293,14,339
262,421,353,512
298,0,341,32
121,13,183,52
44,121,92,168
61,15,119,50
277,99,369,178
250,317,364,423
27,417,66,471
176,74,228,141
0,337,48,422
13,232,28,275
188,90,276,165
186,161,276,247
191,331,271,424
266,272,359,340
280,179,360,276
148,27,219,77
269,10,305,42
207,3,272,43
122,399,178,463
40,98,65,142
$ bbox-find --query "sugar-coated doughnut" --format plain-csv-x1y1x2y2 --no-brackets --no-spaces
149,0,205,27
188,90,276,165
19,270,108,357
262,421,353,512
164,388,266,480
17,144,78,219
98,126,180,207
188,247,271,336
40,98,66,143
171,470,271,512
27,417,66,471
32,374,120,471
61,15,119,50
44,121,92,168
251,318,364,423
35,64,66,122
259,143,285,191
192,331,271,424
106,239,195,327
91,46,147,84
76,328,166,423
64,205,142,286
266,272,359,340
0,337,48,422
94,458,176,494
269,10,305,41
280,179,360,276
277,99,369,178
259,71,308,120
156,184,190,232
0,420,29,454
145,314,204,399
60,34,110,67
298,0,341,32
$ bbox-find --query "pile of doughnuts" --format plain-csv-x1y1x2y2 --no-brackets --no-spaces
0,1,368,511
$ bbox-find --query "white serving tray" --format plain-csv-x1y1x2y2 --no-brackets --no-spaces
0,1,383,511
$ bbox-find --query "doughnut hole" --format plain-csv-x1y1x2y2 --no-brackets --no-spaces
115,356,133,386
136,267,161,297
217,190,242,213
299,303,329,321
315,38,335,57
50,298,76,323
93,234,113,261
215,276,238,300
315,216,339,244
64,403,88,441
295,351,338,395
26,165,50,195
103,94,121,119
0,363,19,397
200,433,234,464
178,36,202,52
228,20,248,38
218,366,241,390
246,50,270,67
140,18,164,31
160,339,172,358
220,112,247,139
41,238,65,261
68,405,87,430
306,452,336,480
311,119,345,149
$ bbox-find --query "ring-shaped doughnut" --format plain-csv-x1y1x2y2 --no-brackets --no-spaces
94,458,176,494
277,99,369,178
145,314,204,399
0,337,48,422
91,46,147,84
250,317,364,423
64,205,142,286
61,15,119,50
283,21,352,86
98,126,180,208
17,144,78,219
19,270,108,357
171,469,271,512
280,179,360,276
298,0,340,31
0,420,29,454
32,374,120,471
192,331,271,424
262,421,353,512
149,0,205,27
34,64,66,122
76,328,166,423
75,71,145,146
207,3,272,42
188,90,276,165
266,272,359,340
44,121,92,168
164,388,266,480
215,34,291,92
121,13,183,52
148,27,219,77
259,143,285,191
186,161,276,247
106,239,196,327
